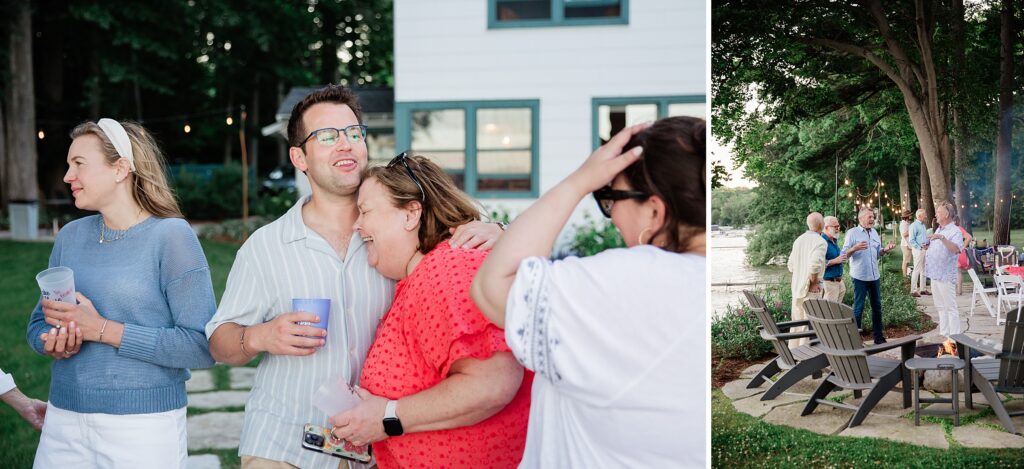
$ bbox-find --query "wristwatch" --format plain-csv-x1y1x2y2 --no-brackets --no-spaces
383,400,403,436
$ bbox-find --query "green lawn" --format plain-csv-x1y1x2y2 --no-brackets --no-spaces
0,239,240,468
964,229,1024,247
712,389,1024,468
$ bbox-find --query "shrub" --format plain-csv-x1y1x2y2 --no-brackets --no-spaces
198,217,272,243
558,213,625,258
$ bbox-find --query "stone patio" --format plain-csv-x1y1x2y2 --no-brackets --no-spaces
720,283,1024,449
185,368,250,469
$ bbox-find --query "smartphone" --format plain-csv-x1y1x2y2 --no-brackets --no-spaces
301,423,373,463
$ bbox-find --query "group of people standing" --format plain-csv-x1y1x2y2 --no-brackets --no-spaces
8,84,706,468
788,202,969,347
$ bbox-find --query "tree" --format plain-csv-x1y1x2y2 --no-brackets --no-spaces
993,0,1014,244
5,2,38,235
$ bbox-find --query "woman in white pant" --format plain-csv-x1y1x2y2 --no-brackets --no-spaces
924,202,965,339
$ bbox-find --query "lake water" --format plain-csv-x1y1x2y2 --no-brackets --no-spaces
711,228,786,317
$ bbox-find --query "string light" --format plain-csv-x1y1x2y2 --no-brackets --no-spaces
37,130,44,140
184,123,192,133
226,116,234,125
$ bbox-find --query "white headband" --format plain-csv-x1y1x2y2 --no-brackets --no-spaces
96,118,135,172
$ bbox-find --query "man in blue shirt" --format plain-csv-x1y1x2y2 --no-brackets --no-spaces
908,208,930,296
842,207,897,344
821,215,848,303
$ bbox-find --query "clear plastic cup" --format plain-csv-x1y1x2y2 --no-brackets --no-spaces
36,267,76,304
312,374,361,417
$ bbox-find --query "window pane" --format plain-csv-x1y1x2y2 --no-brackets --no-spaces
597,103,657,144
367,131,395,166
564,0,621,19
668,102,705,119
476,108,533,193
496,0,551,21
411,109,466,188
477,108,532,150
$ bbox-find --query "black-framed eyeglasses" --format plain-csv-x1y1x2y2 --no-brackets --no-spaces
388,151,425,202
298,124,368,147
592,186,649,218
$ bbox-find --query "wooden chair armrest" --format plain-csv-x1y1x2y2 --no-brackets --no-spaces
862,335,921,356
776,320,812,331
952,334,1001,356
773,331,818,340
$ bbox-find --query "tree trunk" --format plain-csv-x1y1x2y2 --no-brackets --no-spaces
0,97,7,209
131,50,143,121
899,166,910,212
319,6,340,84
952,0,972,232
88,29,101,119
994,0,1014,245
277,81,288,166
920,151,934,226
7,3,38,203
250,75,261,177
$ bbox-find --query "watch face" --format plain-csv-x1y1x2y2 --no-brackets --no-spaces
383,417,404,437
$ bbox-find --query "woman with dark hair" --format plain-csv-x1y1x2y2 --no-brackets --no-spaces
472,116,706,467
326,153,531,468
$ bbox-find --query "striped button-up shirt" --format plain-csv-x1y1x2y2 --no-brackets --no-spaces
206,196,394,468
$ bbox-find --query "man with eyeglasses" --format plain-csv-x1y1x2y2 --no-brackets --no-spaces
787,212,828,347
204,85,503,469
843,207,897,344
821,216,848,303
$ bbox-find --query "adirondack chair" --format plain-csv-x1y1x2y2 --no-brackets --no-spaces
968,268,999,319
953,306,1024,434
741,290,828,401
801,299,921,428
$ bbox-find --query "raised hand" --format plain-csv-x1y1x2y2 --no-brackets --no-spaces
247,312,326,356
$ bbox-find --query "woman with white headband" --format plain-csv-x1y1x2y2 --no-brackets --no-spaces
26,119,217,467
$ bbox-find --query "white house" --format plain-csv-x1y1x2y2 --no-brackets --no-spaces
392,0,706,247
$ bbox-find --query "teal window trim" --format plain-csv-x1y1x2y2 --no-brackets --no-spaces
591,95,706,149
488,0,629,29
396,99,540,199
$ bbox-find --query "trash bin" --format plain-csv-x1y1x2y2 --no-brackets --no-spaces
9,199,39,240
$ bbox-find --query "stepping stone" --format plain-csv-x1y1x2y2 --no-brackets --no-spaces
739,362,768,379
839,415,949,449
731,391,805,418
187,454,221,469
952,423,1024,449
229,367,256,390
187,412,245,450
764,399,851,435
721,378,766,401
188,390,250,409
187,370,215,393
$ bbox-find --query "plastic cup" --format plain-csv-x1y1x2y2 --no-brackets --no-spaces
36,267,75,304
293,298,330,338
312,374,361,417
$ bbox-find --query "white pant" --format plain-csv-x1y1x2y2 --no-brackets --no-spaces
34,403,187,469
911,248,927,292
790,290,823,348
932,280,961,338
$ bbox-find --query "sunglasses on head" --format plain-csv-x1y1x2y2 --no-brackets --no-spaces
388,151,426,202
592,186,649,218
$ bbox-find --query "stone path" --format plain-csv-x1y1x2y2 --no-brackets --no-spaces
185,366,252,469
721,283,1024,449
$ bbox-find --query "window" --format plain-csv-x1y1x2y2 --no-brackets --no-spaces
592,96,705,148
489,0,628,28
396,100,539,198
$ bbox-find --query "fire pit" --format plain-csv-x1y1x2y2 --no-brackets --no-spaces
915,339,958,358
911,340,971,393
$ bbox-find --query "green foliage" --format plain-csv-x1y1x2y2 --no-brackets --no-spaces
252,187,297,219
197,217,272,243
711,256,925,361
559,213,625,258
712,389,1024,468
712,187,755,227
711,160,731,189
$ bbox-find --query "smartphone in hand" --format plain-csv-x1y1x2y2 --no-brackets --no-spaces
301,423,373,463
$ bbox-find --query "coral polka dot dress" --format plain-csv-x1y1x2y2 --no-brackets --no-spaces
360,242,532,469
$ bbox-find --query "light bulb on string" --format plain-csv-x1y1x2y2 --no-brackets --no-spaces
226,116,234,125
37,130,44,139
184,123,191,134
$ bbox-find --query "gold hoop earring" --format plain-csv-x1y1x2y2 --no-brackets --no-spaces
638,228,651,245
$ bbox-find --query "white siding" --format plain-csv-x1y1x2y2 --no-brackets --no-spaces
394,0,706,246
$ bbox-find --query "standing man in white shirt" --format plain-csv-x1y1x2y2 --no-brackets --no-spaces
843,207,897,344
787,212,827,347
925,201,965,339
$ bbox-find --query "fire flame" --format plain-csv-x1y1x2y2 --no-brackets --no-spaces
936,339,957,357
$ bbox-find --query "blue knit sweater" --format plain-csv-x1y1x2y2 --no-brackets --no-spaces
27,215,216,414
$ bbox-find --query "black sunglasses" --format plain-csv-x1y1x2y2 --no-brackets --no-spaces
388,151,425,201
592,187,649,218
